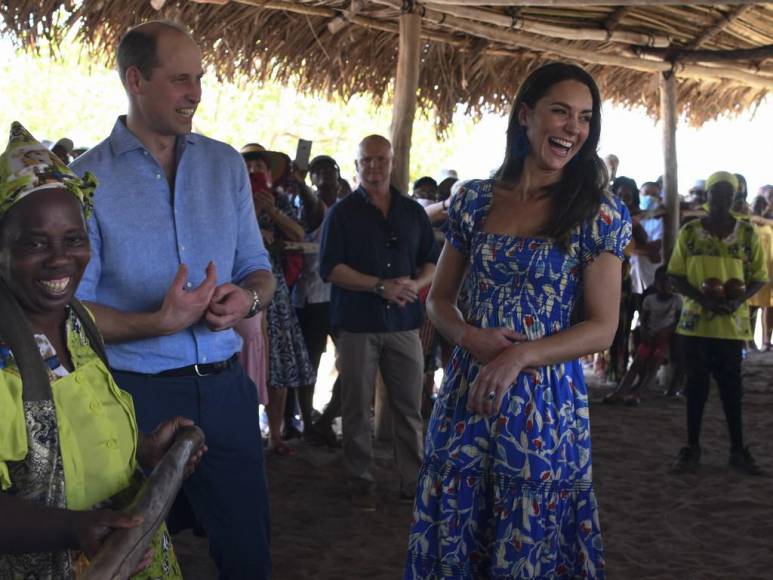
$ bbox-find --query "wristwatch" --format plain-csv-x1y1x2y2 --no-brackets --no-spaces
245,289,262,318
373,279,385,296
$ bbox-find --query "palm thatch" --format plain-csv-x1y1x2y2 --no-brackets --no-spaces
2,0,772,132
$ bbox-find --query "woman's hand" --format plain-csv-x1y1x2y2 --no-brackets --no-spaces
72,510,153,575
137,417,207,477
289,162,307,184
461,326,527,364
467,345,537,416
260,228,274,246
253,190,276,214
72,509,143,557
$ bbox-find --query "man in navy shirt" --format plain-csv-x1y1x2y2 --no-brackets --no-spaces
320,135,437,510
72,21,275,578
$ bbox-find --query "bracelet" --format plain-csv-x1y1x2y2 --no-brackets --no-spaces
245,289,262,318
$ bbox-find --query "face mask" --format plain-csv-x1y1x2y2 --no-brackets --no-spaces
640,195,657,211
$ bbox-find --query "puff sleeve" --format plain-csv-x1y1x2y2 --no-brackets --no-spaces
579,193,633,265
444,179,488,256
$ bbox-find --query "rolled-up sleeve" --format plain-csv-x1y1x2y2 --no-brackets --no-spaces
232,163,272,283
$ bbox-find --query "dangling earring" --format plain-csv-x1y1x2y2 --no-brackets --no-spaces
513,125,529,158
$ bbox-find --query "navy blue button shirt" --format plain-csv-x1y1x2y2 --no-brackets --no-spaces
319,186,438,333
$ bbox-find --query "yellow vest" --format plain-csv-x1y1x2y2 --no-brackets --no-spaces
0,319,137,511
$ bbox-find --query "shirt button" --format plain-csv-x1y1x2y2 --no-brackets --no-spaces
181,245,186,251
156,173,162,179
75,375,83,384
201,356,208,362
386,262,391,268
106,439,118,449
143,151,149,156
89,401,100,412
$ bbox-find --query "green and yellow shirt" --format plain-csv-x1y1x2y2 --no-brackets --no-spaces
668,218,768,340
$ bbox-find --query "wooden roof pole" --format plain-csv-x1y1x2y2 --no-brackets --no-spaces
687,5,754,49
426,0,758,6
634,44,773,63
660,71,680,261
372,0,773,89
380,9,421,439
423,2,671,47
390,9,422,194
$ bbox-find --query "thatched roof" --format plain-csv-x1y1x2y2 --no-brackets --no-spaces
2,1,772,131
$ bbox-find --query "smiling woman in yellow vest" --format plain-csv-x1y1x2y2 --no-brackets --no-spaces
0,122,204,578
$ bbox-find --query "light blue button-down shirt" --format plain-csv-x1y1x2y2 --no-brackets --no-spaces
72,117,270,373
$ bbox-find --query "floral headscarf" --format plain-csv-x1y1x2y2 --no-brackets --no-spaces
0,122,97,219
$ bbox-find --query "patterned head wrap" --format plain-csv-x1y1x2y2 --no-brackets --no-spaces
705,171,739,194
0,122,97,219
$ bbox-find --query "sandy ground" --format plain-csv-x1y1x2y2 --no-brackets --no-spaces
174,350,773,579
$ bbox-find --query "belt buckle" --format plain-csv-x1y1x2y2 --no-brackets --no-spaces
194,363,209,377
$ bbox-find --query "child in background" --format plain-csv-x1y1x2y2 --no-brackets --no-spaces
604,266,681,405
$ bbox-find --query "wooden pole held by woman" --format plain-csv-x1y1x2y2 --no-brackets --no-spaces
81,426,206,580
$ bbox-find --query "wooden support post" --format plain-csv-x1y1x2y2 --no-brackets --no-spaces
660,71,680,260
389,11,422,194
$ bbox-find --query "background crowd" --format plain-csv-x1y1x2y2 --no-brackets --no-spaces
1,18,772,580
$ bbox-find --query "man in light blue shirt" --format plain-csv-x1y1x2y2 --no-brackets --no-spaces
72,20,275,579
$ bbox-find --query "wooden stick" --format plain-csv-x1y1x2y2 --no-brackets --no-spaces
424,0,759,6
423,2,670,47
603,7,631,33
230,0,339,17
660,71,679,261
390,12,422,194
81,427,206,580
632,50,773,78
687,5,754,49
635,44,773,63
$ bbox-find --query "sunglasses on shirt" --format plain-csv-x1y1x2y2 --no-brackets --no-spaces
385,229,399,249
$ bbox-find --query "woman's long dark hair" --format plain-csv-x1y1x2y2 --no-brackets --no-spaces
495,63,607,243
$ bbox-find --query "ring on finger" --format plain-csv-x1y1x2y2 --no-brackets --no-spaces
487,390,497,401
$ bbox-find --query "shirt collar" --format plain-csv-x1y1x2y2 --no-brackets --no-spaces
353,184,404,203
109,116,198,157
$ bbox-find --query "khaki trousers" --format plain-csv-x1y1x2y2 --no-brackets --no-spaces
337,329,424,490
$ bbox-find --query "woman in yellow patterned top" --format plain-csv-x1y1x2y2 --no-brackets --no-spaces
667,171,767,476
0,122,204,578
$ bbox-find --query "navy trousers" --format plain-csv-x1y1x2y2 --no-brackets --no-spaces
114,363,271,580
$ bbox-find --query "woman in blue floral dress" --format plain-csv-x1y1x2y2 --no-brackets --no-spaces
405,64,631,579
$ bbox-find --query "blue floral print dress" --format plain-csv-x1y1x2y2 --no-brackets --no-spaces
405,179,631,579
